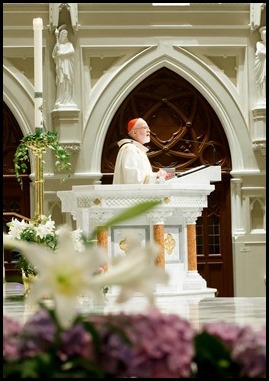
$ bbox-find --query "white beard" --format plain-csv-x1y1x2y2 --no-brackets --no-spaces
142,136,151,144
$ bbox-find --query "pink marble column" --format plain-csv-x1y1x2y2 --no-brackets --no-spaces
187,224,197,271
153,224,165,268
97,227,108,271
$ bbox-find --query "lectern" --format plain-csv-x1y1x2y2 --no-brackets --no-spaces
57,165,221,297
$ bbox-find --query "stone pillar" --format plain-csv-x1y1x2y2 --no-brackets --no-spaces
231,178,245,236
182,210,207,290
148,210,172,268
252,107,266,161
153,223,165,268
184,211,201,271
97,227,108,271
90,210,114,272
51,108,81,149
187,224,197,271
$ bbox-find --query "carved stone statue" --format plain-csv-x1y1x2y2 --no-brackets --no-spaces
255,26,266,100
52,26,75,107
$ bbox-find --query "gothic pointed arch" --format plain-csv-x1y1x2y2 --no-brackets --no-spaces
100,67,234,297
101,67,231,177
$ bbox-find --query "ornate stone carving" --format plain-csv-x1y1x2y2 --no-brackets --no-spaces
164,233,176,256
252,140,266,160
147,211,173,224
183,210,202,225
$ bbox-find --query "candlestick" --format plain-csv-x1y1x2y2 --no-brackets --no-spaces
33,18,43,132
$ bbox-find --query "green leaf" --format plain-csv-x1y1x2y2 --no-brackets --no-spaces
13,131,72,189
193,331,240,378
88,200,161,241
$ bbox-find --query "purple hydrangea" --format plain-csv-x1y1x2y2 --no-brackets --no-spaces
231,325,266,378
94,308,195,378
3,309,267,378
125,309,195,378
90,313,134,376
19,308,57,358
59,323,96,361
202,321,244,348
202,322,266,378
3,316,23,359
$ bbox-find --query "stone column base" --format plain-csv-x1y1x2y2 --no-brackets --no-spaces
182,270,207,290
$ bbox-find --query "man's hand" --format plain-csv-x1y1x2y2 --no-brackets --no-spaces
156,168,167,179
165,172,174,180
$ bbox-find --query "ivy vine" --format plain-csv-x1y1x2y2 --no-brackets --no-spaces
14,130,72,189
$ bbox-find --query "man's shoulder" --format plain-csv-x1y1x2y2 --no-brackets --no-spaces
118,139,148,153
118,139,134,148
120,141,134,148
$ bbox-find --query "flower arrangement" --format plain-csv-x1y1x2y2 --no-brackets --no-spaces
6,215,58,276
14,130,71,188
6,215,109,294
3,306,266,378
3,201,266,378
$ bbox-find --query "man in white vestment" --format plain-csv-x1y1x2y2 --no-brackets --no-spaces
113,118,173,184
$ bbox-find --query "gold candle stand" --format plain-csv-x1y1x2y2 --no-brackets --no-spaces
26,141,47,220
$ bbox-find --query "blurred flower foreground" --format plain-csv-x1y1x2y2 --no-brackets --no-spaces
6,215,58,276
3,202,266,378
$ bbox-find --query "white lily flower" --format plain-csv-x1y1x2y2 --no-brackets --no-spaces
35,224,51,239
3,224,169,327
4,225,106,329
7,218,29,240
35,215,56,239
43,215,56,230
92,236,169,305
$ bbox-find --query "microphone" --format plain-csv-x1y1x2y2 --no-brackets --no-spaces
178,138,217,166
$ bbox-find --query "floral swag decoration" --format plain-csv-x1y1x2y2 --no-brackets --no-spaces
3,202,266,378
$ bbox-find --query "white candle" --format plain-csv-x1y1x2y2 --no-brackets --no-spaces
33,18,43,131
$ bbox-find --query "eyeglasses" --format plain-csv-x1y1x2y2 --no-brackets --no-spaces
134,126,150,131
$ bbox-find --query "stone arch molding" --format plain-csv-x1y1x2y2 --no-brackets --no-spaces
3,60,38,178
3,60,34,137
84,44,257,175
3,47,258,177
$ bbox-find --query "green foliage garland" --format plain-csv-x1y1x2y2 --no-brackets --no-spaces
14,130,72,188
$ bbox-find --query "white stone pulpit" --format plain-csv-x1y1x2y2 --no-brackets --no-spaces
57,165,221,298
